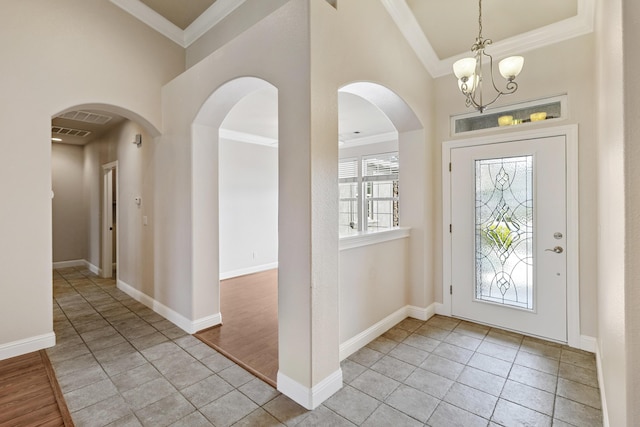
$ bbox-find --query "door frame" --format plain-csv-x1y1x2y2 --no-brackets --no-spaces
442,124,580,347
102,161,118,279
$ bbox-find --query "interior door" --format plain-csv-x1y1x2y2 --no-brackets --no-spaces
450,135,567,342
102,167,113,279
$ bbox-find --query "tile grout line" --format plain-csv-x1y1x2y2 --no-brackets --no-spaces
54,267,290,426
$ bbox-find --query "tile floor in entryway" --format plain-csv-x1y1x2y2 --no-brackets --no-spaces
49,267,602,426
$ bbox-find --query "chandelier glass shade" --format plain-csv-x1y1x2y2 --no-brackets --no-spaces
453,0,524,113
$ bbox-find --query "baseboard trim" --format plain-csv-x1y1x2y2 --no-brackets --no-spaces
84,260,101,275
407,303,437,321
192,314,222,333
339,306,408,361
579,335,597,353
117,280,220,334
0,332,56,361
220,262,278,280
595,340,610,427
339,304,438,361
277,368,343,410
52,259,85,269
434,302,449,316
52,259,101,275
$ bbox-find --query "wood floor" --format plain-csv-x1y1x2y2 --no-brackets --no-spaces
195,269,278,387
0,350,74,427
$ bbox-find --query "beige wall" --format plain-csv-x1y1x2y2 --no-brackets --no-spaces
623,1,640,425
0,0,183,348
158,0,433,400
84,121,155,293
186,0,289,68
434,35,599,338
334,1,435,311
595,0,626,425
339,238,409,344
52,143,86,263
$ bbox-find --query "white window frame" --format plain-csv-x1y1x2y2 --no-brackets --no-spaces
339,151,399,236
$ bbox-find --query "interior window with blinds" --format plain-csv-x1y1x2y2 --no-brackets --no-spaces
339,152,399,236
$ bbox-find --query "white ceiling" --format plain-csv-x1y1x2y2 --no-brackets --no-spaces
92,0,595,148
406,0,578,60
380,0,594,77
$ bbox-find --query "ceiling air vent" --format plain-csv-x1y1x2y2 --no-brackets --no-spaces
51,126,92,138
57,110,112,125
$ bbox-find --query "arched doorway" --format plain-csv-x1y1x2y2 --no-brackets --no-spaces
190,78,280,386
51,103,160,292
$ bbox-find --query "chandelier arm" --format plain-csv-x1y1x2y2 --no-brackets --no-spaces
454,0,522,113
504,80,518,94
483,50,502,95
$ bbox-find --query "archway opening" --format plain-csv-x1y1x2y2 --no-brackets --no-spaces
51,104,159,284
191,78,280,386
337,82,426,359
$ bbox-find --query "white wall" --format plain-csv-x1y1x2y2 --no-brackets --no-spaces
595,1,626,425
52,143,86,263
623,1,640,424
0,0,183,352
219,139,278,278
434,35,599,339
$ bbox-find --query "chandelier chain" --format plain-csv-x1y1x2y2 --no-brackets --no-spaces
478,0,483,41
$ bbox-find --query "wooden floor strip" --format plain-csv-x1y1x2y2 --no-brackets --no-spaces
0,350,74,426
196,269,278,387
41,350,74,427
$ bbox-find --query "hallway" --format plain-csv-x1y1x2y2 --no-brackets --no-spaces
49,266,602,426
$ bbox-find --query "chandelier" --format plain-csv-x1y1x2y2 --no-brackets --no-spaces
453,0,524,113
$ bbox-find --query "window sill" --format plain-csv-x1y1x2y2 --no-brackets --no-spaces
339,227,410,251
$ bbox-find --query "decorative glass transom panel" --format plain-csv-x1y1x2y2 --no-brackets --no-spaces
475,156,534,310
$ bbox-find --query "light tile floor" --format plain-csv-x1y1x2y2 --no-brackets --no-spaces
49,267,603,426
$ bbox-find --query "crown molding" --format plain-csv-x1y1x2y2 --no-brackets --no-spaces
110,0,184,46
339,131,398,149
219,128,396,149
184,0,247,47
219,128,278,147
110,0,247,48
381,0,596,79
379,0,441,77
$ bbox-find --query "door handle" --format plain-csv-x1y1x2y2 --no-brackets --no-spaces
545,246,563,254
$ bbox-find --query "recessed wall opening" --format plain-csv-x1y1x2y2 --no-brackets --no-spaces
336,82,427,360
338,90,399,236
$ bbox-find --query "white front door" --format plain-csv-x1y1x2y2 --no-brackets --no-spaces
450,135,567,342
